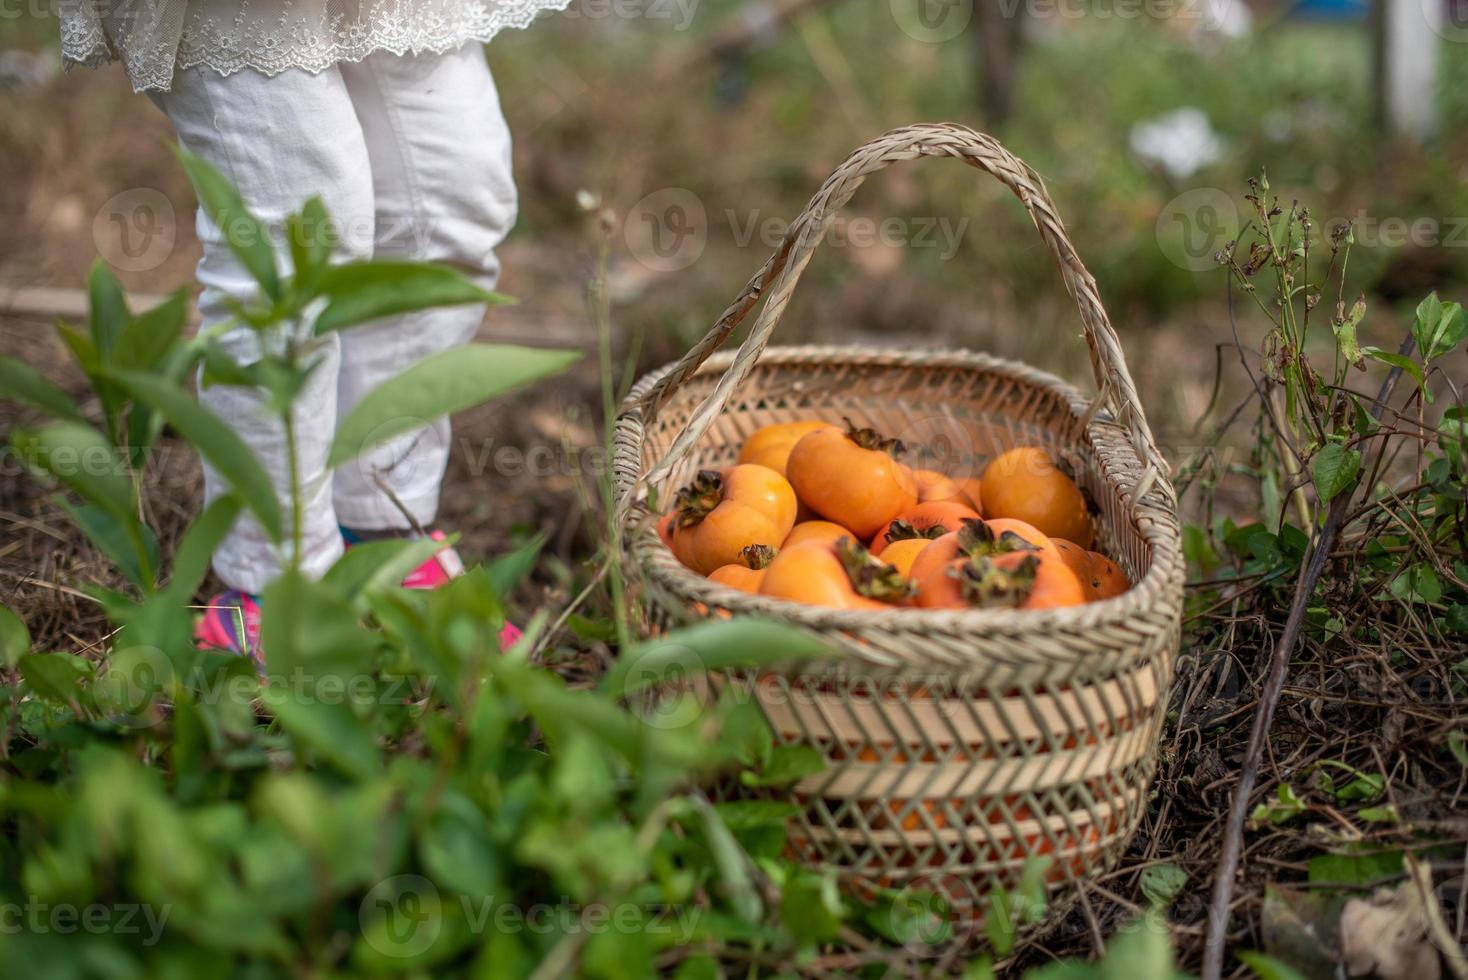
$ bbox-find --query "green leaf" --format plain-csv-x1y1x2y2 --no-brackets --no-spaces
1363,346,1427,400
260,689,381,778
962,958,997,980
1357,804,1398,823
1250,783,1306,826
361,537,455,597
985,887,1016,956
604,619,830,699
321,537,446,599
740,744,824,788
714,800,801,830
1237,950,1310,980
696,797,762,924
328,343,580,467
1311,443,1360,502
419,805,498,898
1333,294,1365,367
312,261,512,334
486,533,547,598
0,604,31,668
54,319,99,375
286,196,334,290
109,369,283,542
868,886,951,949
1431,302,1468,360
1351,395,1376,437
674,955,723,980
1449,730,1468,768
174,144,281,300
1413,292,1468,362
10,423,134,524
55,497,156,590
261,570,374,685
584,928,652,980
114,289,189,371
1308,848,1402,886
87,260,130,357
0,355,83,421
1139,863,1188,907
1389,564,1442,604
20,652,91,707
1099,913,1174,980
164,495,243,603
779,870,843,944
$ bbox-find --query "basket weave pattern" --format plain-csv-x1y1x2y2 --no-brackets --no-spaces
612,125,1184,922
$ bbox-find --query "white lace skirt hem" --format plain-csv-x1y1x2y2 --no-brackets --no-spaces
59,0,572,93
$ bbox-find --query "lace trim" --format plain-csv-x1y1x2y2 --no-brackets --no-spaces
59,0,572,93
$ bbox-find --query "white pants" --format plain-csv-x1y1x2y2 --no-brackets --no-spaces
155,45,517,594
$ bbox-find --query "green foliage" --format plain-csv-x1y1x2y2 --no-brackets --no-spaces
1139,863,1189,909
2,151,1003,976
327,344,580,468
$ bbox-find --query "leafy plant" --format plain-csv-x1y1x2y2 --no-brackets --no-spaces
0,147,976,976
1176,175,1468,979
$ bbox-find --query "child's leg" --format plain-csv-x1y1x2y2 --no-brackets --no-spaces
153,66,377,592
331,45,518,532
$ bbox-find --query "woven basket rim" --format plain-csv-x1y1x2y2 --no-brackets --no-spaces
618,344,1183,667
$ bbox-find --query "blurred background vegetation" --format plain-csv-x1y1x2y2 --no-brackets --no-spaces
2,0,1466,473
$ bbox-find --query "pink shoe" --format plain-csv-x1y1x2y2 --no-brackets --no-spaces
194,590,264,668
400,530,465,589
498,621,523,650
342,529,521,649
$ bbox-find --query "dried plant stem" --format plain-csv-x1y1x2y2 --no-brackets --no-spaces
1202,334,1415,980
1408,855,1468,980
1200,490,1348,980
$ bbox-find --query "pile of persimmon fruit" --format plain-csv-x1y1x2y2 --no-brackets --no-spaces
657,419,1130,612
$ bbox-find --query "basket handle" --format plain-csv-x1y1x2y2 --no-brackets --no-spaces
620,123,1169,514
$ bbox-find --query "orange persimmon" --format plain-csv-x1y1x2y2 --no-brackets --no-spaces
666,465,797,575
981,447,1092,548
708,544,778,593
758,538,913,610
786,420,918,538
737,420,836,478
870,500,981,556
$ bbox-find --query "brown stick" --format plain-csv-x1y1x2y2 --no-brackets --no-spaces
1199,492,1348,979
1200,333,1416,980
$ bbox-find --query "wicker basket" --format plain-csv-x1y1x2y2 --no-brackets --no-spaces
611,124,1183,934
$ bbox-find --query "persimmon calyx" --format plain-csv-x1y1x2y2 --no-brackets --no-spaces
842,417,905,458
883,519,947,545
952,554,1038,608
740,544,778,569
673,469,724,527
955,518,1039,557
836,537,916,602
